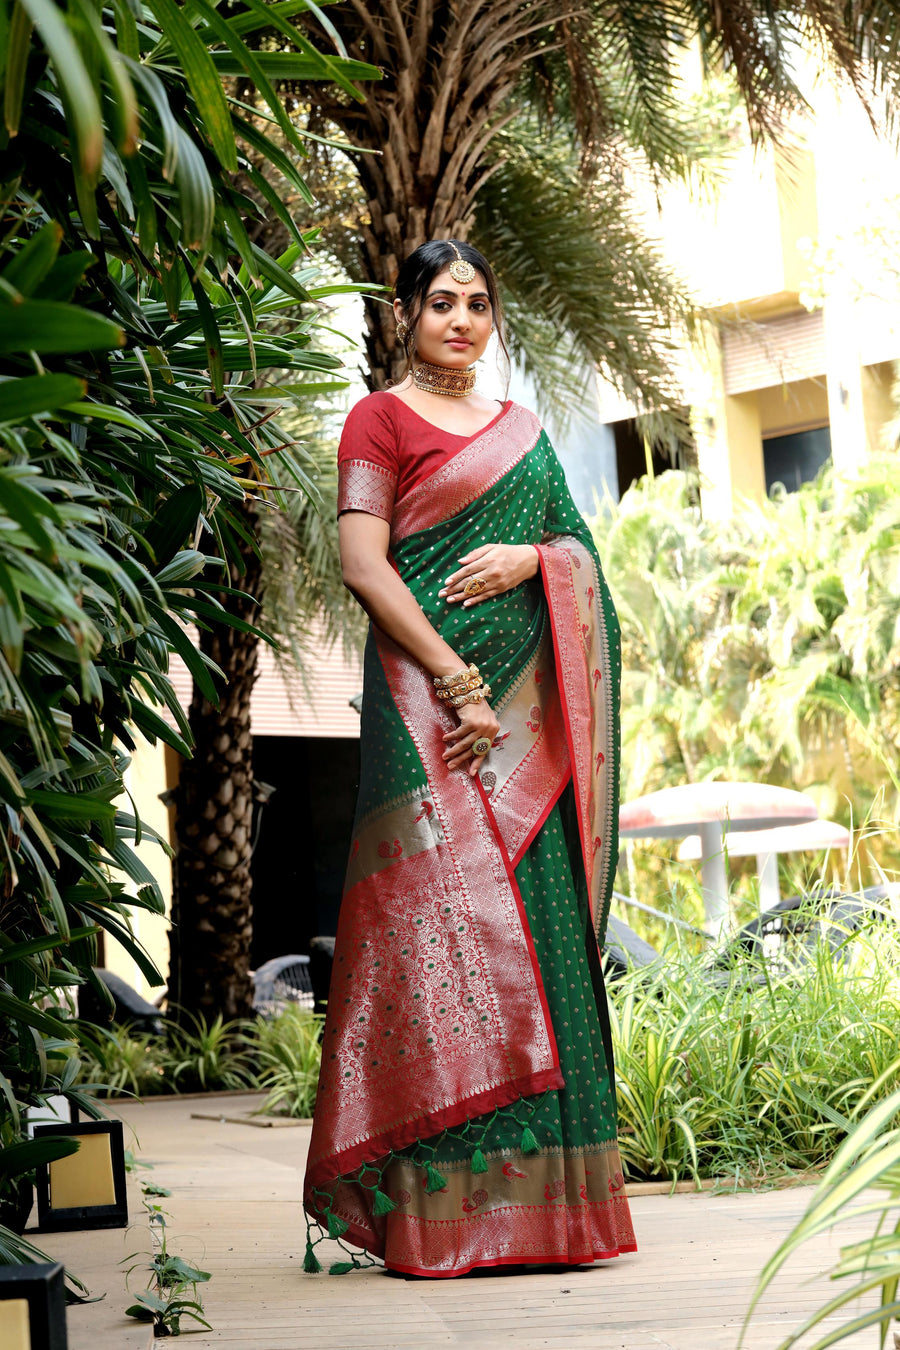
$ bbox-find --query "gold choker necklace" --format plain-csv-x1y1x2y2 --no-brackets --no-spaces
412,361,476,398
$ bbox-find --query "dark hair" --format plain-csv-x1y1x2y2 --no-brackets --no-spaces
393,238,509,374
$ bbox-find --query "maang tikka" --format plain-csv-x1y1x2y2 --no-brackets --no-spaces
447,242,476,285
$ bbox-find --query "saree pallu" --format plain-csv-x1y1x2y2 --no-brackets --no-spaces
304,403,636,1276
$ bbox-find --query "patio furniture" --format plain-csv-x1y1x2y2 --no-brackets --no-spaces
77,969,165,1035
716,883,896,979
677,818,850,910
251,954,314,1013
602,914,660,981
619,782,819,940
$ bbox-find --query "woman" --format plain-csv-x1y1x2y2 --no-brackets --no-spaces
303,239,636,1278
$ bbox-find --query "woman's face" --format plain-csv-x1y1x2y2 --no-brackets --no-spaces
396,267,493,368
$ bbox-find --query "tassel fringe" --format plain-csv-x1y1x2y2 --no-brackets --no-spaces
303,1240,322,1274
521,1125,540,1154
424,1162,447,1193
326,1210,349,1239
372,1188,397,1216
471,1147,489,1174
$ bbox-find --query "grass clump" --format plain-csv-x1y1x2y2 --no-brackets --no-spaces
610,913,900,1185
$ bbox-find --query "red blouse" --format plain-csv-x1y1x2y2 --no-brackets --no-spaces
337,390,512,521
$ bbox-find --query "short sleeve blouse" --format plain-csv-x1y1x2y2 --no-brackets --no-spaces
337,391,510,522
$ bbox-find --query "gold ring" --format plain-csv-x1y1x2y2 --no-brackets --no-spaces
463,577,487,597
472,737,491,757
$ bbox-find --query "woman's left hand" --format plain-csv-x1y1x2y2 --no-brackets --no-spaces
439,544,539,607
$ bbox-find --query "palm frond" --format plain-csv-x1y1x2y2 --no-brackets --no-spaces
474,124,695,440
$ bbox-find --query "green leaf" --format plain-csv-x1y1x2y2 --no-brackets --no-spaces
19,0,104,178
0,374,86,422
1,221,63,295
32,252,94,303
0,299,123,354
0,469,62,556
244,244,311,303
211,50,380,85
188,0,308,161
0,1135,80,1180
0,925,98,965
142,484,205,568
26,788,117,821
172,125,216,249
146,0,237,172
4,0,34,136
152,608,221,704
0,990,68,1037
187,270,224,397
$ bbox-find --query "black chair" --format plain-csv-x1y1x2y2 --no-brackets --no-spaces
715,884,893,978
602,914,660,981
78,969,166,1034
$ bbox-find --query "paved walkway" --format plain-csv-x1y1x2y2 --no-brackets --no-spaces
34,1093,891,1350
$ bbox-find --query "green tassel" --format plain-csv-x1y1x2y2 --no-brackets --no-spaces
372,1188,397,1216
329,1262,355,1275
471,1147,489,1174
521,1125,540,1155
303,1239,322,1274
424,1162,447,1193
326,1210,349,1239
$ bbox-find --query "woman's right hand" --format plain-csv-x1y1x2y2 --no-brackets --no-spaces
441,700,501,776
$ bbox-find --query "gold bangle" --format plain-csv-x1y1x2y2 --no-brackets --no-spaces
436,675,482,701
434,663,479,691
449,685,492,709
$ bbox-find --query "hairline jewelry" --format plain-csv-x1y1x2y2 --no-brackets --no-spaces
448,241,477,286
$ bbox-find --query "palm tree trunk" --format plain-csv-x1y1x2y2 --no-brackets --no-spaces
169,503,262,1022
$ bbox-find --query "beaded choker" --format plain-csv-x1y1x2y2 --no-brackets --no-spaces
412,361,476,398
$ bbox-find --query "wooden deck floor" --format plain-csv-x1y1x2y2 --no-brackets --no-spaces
33,1093,894,1350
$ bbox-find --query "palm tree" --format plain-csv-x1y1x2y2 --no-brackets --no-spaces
169,1,900,1019
302,2,900,404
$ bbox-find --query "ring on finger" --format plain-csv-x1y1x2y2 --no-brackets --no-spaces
472,737,492,757
463,577,487,598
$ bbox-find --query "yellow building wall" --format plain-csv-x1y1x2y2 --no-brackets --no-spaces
107,736,173,1001
757,378,829,438
862,362,896,453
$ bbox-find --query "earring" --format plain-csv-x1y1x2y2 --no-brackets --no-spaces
396,319,409,344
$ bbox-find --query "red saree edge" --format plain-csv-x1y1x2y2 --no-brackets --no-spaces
535,548,593,892
508,768,572,870
304,1063,565,1194
383,1243,640,1279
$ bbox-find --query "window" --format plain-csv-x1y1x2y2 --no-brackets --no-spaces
763,426,831,494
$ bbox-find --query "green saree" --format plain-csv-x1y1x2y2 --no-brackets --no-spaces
304,401,636,1276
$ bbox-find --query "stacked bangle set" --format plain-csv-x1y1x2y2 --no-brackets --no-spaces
433,663,492,709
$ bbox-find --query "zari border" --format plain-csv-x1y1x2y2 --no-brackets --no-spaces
536,540,620,941
391,403,541,544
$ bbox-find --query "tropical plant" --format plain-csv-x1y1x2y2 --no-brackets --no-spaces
166,1009,255,1093
608,906,900,1184
742,1085,900,1349
78,1027,169,1099
0,0,375,1273
592,459,900,911
299,1,900,399
245,1005,324,1118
